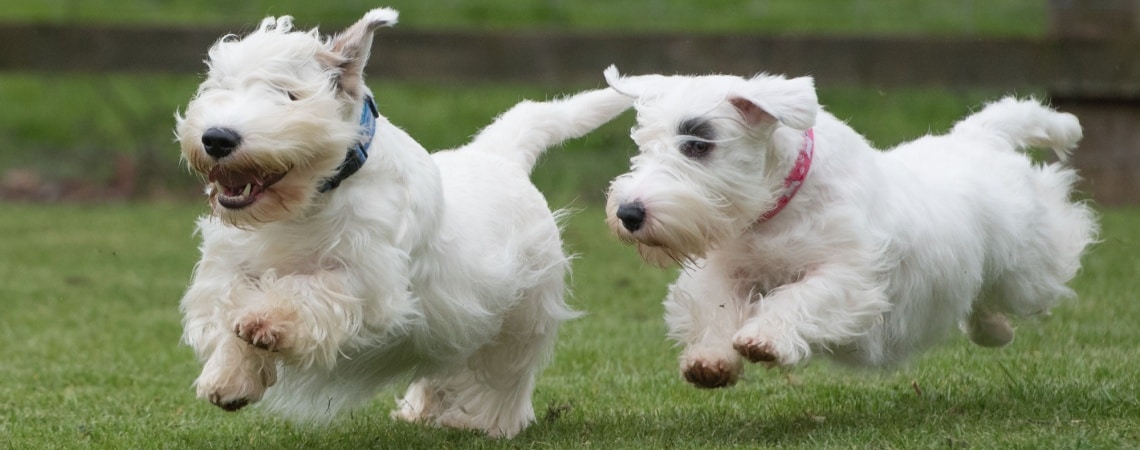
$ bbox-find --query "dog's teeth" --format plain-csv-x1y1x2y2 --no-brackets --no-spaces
242,184,253,197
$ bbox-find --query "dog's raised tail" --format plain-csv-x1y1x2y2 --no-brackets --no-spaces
952,97,1082,161
471,87,635,173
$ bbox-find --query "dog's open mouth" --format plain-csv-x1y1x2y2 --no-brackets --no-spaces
208,167,287,209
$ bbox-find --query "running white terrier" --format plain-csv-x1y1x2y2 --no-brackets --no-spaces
602,66,1097,389
174,8,632,437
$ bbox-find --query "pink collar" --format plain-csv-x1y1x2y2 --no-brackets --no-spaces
757,128,814,223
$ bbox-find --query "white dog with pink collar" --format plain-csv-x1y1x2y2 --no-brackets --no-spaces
602,66,1097,388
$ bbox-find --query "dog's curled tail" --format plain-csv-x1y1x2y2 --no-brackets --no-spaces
471,87,635,173
952,96,1082,162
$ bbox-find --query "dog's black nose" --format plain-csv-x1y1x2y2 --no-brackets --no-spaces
201,127,242,159
616,201,647,232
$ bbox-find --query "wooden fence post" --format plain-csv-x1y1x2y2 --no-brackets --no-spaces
1049,0,1140,205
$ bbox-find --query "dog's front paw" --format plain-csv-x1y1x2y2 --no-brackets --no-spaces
682,359,741,388
732,325,807,367
201,386,254,412
196,375,267,412
733,337,779,364
679,348,742,388
195,347,276,412
234,309,296,352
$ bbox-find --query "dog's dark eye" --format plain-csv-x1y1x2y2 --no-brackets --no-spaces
275,87,299,101
680,140,714,158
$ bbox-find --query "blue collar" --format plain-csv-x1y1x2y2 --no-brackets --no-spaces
318,95,379,193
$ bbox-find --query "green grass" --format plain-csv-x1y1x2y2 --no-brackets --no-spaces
2,0,1047,36
1,201,1138,448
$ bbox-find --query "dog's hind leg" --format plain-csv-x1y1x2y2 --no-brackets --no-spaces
964,161,1096,348
392,337,545,438
964,303,1015,348
394,280,571,438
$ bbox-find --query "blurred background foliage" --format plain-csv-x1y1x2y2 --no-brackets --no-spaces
4,0,1045,35
0,0,1046,203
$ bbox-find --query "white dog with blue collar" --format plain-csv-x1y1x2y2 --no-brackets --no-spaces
175,8,632,437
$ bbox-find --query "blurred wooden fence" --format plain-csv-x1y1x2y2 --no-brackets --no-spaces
1,6,1137,203
1,24,1136,94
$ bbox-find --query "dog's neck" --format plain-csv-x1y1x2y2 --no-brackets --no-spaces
318,95,380,193
756,128,814,223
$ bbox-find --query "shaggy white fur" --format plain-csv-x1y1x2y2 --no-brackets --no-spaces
174,8,632,437
602,66,1097,389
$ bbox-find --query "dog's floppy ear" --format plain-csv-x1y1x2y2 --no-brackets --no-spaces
729,75,818,131
327,7,398,98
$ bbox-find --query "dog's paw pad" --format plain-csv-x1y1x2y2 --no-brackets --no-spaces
682,359,739,388
733,338,780,365
235,316,285,352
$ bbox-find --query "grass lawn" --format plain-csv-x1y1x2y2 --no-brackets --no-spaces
0,199,1137,448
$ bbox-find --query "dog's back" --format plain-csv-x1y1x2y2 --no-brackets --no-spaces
887,98,1096,294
